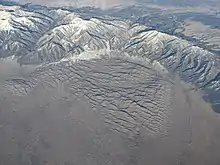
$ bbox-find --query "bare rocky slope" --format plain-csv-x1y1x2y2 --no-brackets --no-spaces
0,1,220,165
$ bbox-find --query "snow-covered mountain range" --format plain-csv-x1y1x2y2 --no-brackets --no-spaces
0,1,220,164
0,1,219,111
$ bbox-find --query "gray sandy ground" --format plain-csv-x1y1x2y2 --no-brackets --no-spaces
0,58,38,84
0,57,220,165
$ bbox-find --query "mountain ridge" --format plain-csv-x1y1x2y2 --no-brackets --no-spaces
0,2,219,112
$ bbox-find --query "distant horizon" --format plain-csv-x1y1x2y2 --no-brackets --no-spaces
6,0,220,10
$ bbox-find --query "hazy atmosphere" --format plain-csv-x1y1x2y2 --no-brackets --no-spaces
14,0,220,8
